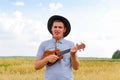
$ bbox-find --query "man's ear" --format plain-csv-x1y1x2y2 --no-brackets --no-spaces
64,27,66,33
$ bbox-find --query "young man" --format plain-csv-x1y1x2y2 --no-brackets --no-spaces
34,15,85,80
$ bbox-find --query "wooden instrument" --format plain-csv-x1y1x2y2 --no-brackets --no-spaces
42,43,86,66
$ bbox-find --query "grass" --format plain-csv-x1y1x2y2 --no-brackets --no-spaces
0,57,120,80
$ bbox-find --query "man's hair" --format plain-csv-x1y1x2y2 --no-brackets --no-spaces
52,19,65,27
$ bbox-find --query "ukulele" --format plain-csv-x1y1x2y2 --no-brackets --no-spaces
42,43,85,66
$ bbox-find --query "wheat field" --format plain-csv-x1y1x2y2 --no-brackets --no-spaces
0,57,120,80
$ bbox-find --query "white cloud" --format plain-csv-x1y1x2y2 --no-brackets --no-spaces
49,2,63,11
12,1,24,6
13,10,23,18
0,11,49,56
61,0,120,58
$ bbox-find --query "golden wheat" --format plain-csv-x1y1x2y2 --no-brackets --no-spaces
0,58,120,80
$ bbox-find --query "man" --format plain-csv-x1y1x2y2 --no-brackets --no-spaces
34,15,85,80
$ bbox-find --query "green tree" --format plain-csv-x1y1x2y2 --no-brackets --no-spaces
112,50,120,59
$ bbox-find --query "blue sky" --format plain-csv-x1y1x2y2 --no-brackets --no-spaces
0,0,120,58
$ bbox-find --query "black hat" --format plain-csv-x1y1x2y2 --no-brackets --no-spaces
47,15,71,37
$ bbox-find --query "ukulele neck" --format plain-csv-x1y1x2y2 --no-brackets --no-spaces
57,49,71,56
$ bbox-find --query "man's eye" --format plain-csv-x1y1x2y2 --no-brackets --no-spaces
59,26,62,29
54,26,57,28
53,26,62,29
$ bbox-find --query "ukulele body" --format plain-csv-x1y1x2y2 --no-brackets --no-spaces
42,49,63,66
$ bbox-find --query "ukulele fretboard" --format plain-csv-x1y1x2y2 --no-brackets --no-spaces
57,49,70,56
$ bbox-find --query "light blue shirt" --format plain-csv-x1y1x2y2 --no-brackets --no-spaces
37,38,76,80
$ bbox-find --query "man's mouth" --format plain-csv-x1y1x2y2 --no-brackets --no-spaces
54,31,60,35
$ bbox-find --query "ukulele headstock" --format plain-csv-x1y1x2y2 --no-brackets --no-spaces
77,42,86,51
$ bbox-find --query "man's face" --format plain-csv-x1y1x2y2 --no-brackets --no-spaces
51,21,66,40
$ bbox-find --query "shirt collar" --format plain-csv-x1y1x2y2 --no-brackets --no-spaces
51,38,64,44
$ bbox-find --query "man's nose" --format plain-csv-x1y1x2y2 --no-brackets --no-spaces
56,26,60,29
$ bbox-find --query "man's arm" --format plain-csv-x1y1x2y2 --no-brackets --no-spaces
34,57,48,70
70,53,79,70
70,44,80,70
34,55,58,70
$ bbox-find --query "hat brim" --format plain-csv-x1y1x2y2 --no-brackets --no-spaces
47,15,71,37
